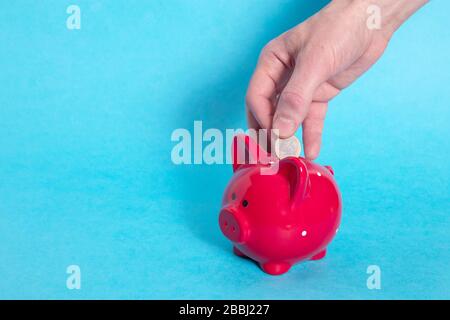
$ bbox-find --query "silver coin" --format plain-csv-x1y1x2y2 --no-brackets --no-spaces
274,135,302,159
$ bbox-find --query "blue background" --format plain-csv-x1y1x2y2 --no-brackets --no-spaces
0,0,449,299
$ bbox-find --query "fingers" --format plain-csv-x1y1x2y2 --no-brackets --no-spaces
245,69,275,129
313,82,340,102
273,50,331,138
246,45,291,130
246,106,261,130
302,102,328,160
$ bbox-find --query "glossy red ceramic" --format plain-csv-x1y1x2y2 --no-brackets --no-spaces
219,134,342,275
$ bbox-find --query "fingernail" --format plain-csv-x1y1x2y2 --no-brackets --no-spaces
273,115,296,138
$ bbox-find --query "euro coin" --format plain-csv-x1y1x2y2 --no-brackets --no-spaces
274,135,301,159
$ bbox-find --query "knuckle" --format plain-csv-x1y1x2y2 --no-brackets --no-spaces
245,92,255,108
262,39,279,54
261,40,293,69
280,91,305,111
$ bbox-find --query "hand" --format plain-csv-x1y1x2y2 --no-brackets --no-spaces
246,0,428,159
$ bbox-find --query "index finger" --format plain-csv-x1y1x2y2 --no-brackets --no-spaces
245,48,290,130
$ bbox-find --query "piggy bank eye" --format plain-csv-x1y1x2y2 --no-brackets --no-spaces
242,200,249,207
231,193,236,200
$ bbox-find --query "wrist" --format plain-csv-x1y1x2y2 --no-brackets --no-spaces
363,0,429,34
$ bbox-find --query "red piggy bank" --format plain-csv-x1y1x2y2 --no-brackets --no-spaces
219,134,342,275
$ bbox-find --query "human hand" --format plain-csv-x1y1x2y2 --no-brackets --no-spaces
246,0,428,159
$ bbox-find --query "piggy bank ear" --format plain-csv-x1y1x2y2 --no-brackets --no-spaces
232,134,269,172
278,157,310,203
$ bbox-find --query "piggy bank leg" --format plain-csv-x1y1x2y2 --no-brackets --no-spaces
310,249,327,261
233,246,247,258
260,262,291,275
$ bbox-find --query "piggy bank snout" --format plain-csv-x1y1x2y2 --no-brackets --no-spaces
219,208,249,244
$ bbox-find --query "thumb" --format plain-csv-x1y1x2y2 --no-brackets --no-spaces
273,51,329,138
